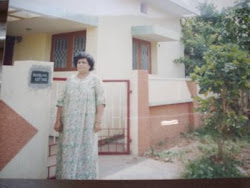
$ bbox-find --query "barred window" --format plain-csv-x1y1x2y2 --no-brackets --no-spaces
132,38,151,73
51,31,86,71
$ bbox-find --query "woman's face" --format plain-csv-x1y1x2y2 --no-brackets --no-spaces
77,58,90,74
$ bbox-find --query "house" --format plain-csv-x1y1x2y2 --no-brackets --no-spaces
0,0,206,178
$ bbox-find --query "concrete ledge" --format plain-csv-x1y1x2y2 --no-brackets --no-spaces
149,75,191,81
132,25,179,42
9,0,98,26
149,78,193,106
149,99,193,107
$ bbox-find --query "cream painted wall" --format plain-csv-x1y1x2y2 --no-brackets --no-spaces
157,41,185,78
12,27,97,79
95,13,184,79
148,76,192,106
86,26,98,64
13,33,51,62
0,61,53,179
10,1,185,80
95,16,133,79
129,71,139,155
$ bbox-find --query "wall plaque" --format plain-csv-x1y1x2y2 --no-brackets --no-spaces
29,65,52,89
30,71,49,84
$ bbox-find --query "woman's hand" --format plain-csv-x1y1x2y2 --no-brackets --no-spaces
94,122,101,133
95,104,104,133
54,120,63,132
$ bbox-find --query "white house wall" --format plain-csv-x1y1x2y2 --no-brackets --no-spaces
0,61,53,178
95,16,134,79
85,0,237,79
10,0,185,79
96,14,184,79
157,41,185,78
148,77,192,106
129,71,139,155
45,0,185,79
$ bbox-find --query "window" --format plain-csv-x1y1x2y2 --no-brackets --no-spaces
51,30,86,71
132,38,151,73
140,2,148,14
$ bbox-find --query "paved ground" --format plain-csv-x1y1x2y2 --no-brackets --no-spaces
48,137,183,179
98,155,183,180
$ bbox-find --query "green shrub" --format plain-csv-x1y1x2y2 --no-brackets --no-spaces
183,155,245,178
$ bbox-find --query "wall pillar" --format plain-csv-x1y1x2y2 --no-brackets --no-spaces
137,70,151,155
0,60,53,178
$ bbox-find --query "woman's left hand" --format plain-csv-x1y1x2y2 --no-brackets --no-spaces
94,122,102,133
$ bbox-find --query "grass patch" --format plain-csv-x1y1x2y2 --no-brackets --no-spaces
182,126,250,178
187,126,249,156
196,132,249,157
146,147,186,162
183,155,246,178
144,126,250,178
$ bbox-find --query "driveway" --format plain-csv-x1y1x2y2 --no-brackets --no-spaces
98,155,183,179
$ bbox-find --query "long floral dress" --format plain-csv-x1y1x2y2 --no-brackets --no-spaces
55,73,105,180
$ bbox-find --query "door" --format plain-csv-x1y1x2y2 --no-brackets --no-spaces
132,38,151,73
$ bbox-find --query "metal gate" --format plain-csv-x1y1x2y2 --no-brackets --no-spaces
50,78,130,155
98,80,130,154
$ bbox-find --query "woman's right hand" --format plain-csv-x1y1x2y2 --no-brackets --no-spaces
54,120,63,132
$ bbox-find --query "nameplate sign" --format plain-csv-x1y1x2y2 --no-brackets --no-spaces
30,71,49,84
29,65,52,89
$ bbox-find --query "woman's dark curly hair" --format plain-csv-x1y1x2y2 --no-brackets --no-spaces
73,51,95,71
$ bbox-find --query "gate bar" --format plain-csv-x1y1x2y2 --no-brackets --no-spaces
53,78,131,154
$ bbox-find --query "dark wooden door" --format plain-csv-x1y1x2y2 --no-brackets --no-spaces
3,36,15,66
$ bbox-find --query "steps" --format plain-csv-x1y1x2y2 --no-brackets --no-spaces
47,137,58,179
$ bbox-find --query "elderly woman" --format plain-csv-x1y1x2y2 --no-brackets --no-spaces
54,52,105,180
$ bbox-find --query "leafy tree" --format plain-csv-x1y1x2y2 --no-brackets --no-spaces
176,1,250,159
219,0,250,51
191,44,249,158
175,2,220,76
175,0,250,76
